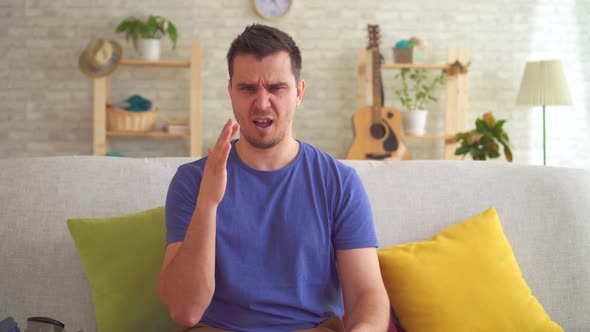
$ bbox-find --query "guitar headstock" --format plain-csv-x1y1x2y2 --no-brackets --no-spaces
367,24,381,50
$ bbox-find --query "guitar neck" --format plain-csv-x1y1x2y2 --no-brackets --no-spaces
371,47,382,125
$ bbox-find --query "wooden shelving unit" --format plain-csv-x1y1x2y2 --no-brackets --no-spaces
356,48,470,160
92,42,202,157
119,59,191,68
106,130,191,137
381,63,448,70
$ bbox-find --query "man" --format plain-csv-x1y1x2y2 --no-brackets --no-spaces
158,24,390,332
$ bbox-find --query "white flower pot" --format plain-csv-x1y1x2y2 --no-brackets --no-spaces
139,38,161,61
402,110,428,135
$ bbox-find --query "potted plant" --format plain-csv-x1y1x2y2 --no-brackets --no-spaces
454,112,513,161
115,15,178,61
393,68,446,135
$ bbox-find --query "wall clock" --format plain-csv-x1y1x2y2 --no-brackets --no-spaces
254,0,293,20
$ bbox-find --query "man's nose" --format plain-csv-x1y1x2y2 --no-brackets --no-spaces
254,89,271,111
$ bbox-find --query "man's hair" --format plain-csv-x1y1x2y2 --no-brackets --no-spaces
227,24,302,82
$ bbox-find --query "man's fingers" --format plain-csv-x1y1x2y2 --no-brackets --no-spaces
230,124,240,140
207,120,239,171
215,119,233,148
209,121,235,162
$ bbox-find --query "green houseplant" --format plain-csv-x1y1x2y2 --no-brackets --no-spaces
393,68,446,135
115,15,178,61
455,112,513,161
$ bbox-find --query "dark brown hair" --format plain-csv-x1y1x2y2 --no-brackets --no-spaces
227,24,302,81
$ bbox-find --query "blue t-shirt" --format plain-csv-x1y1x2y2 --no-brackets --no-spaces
165,140,378,332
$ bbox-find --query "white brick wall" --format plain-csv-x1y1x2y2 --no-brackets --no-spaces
1,0,588,168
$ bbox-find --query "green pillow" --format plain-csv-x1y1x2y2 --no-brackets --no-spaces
67,206,174,332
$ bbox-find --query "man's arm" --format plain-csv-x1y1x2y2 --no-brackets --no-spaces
158,204,217,328
158,120,239,328
337,247,390,332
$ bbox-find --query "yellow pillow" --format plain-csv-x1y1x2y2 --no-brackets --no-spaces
378,207,563,332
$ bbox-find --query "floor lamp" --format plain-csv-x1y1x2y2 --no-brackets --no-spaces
516,60,572,165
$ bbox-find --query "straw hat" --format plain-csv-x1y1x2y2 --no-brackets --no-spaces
79,38,123,78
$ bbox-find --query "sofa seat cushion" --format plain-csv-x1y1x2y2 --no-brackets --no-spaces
377,207,563,332
67,206,174,332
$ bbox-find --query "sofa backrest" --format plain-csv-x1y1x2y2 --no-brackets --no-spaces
0,156,588,331
348,159,590,332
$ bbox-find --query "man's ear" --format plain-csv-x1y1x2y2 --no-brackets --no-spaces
296,79,306,106
227,79,232,94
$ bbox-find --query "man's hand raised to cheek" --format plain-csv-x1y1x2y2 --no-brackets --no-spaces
159,119,238,327
197,119,240,207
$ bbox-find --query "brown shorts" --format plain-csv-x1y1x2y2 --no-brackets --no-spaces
176,315,345,332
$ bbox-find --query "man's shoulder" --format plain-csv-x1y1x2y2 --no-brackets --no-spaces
300,141,356,175
172,157,208,183
178,156,208,171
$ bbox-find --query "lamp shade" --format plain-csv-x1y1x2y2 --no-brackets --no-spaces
516,60,572,106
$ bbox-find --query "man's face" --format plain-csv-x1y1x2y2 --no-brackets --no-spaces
228,51,305,150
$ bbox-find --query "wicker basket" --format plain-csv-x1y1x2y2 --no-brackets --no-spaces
107,106,159,131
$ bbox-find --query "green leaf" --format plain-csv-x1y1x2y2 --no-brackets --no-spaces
455,145,471,156
455,132,467,141
167,22,178,47
147,15,158,28
499,138,511,148
475,119,487,132
494,120,506,137
504,145,513,162
115,20,129,33
143,16,157,38
495,119,506,130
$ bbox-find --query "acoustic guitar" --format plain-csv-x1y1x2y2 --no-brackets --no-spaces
347,25,411,161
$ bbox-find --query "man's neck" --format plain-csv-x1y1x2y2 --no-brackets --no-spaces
235,138,300,171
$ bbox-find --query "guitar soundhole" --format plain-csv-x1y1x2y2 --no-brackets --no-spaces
387,112,394,119
370,123,386,139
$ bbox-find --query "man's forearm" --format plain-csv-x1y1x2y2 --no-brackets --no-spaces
158,202,217,327
346,290,390,332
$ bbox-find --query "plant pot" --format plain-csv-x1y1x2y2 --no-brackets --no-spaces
139,38,161,61
402,110,428,135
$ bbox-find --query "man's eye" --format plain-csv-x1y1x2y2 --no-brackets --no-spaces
241,86,256,92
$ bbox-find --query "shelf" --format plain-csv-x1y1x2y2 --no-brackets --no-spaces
403,133,457,144
107,130,190,137
381,63,448,70
119,59,191,68
403,133,453,140
93,42,202,157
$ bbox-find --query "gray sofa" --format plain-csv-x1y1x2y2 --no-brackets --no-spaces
0,156,589,331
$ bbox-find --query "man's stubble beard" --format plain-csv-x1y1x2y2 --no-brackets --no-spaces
242,130,283,150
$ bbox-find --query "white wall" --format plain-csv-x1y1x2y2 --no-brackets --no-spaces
1,0,588,169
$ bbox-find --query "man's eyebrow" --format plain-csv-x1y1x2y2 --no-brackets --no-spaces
236,82,288,90
269,82,288,89
237,82,257,89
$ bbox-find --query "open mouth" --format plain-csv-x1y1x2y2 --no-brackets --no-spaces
254,119,273,128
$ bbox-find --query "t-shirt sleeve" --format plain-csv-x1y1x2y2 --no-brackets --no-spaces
165,163,202,246
332,167,379,250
